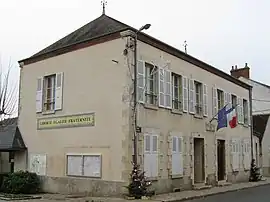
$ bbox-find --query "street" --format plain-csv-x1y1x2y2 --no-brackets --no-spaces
186,184,270,202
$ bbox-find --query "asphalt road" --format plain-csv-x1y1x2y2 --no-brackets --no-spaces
185,184,270,202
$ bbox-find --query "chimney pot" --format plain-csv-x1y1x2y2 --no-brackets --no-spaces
235,65,237,69
231,66,234,70
245,63,248,68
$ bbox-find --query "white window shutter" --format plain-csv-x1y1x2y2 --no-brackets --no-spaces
228,93,232,108
144,134,151,177
212,87,217,117
189,79,195,114
158,68,165,107
237,97,241,123
137,60,145,103
36,77,43,113
224,92,228,106
172,136,179,175
182,76,188,112
203,84,208,117
179,136,184,175
55,72,64,110
151,135,158,177
164,69,172,108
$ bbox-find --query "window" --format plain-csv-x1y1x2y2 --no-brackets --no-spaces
66,154,101,178
172,136,183,176
172,73,182,111
36,72,63,113
43,74,56,111
231,139,240,171
231,94,237,108
145,63,158,105
194,81,203,115
144,134,158,178
243,99,248,125
217,89,224,110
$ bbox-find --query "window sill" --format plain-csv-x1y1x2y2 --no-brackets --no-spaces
42,110,55,115
171,109,183,115
171,174,183,179
194,114,203,119
144,104,158,111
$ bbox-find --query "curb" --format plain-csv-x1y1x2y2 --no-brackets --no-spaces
160,182,270,202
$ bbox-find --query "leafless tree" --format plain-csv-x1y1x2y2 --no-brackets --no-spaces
0,57,19,126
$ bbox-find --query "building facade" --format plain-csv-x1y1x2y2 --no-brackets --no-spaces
16,14,252,196
231,64,269,174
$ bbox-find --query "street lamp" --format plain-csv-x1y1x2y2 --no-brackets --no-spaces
133,24,151,165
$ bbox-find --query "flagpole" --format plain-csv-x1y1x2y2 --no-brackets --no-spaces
209,103,228,123
209,103,239,123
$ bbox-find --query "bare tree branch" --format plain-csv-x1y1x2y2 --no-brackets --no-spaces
0,57,19,126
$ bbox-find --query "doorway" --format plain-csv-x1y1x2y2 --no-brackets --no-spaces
217,139,226,181
194,138,205,183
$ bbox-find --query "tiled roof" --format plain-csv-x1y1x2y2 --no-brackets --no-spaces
31,14,130,58
0,118,26,151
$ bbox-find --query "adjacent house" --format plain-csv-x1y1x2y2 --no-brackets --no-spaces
230,64,269,173
0,118,26,173
16,13,252,196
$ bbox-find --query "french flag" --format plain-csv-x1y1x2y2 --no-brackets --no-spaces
227,106,237,129
217,105,237,131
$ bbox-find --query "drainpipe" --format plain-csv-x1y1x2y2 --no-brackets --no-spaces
249,87,254,161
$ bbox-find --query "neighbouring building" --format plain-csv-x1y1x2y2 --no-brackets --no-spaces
16,13,252,196
0,118,26,174
230,64,269,173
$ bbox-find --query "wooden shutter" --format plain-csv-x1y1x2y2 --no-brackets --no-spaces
36,77,43,113
228,93,232,108
55,72,63,110
164,69,172,108
137,60,145,103
243,139,250,170
212,87,217,117
203,84,208,117
189,79,195,114
237,97,241,123
182,76,188,112
172,136,179,175
143,134,151,177
158,68,165,107
151,135,158,177
179,136,184,175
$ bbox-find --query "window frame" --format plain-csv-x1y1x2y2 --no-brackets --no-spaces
194,80,203,116
43,74,56,112
217,89,224,110
243,98,248,125
145,63,158,106
66,153,102,178
172,73,183,111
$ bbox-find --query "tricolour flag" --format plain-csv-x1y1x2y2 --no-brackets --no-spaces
217,105,237,131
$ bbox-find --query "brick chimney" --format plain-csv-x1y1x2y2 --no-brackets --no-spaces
230,63,250,79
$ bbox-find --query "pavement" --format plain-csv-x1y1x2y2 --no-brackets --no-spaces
6,178,270,202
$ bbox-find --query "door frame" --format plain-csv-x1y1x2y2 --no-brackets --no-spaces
215,135,228,182
191,132,206,185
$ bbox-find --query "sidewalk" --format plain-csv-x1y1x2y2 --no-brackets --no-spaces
15,178,270,202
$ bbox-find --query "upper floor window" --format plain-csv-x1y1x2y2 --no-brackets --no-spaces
194,81,203,116
44,74,56,111
231,94,237,108
172,73,182,111
217,89,224,110
243,99,248,125
145,63,158,105
36,72,63,113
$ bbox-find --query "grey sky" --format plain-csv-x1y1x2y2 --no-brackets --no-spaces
1,0,269,84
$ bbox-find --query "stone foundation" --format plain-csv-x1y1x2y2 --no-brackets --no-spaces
39,171,250,196
39,176,126,197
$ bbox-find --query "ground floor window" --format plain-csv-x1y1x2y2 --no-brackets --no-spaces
66,154,102,178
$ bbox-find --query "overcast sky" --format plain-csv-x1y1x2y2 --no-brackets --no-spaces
1,0,269,84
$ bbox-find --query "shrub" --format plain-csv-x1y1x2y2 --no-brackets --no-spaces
2,170,40,194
